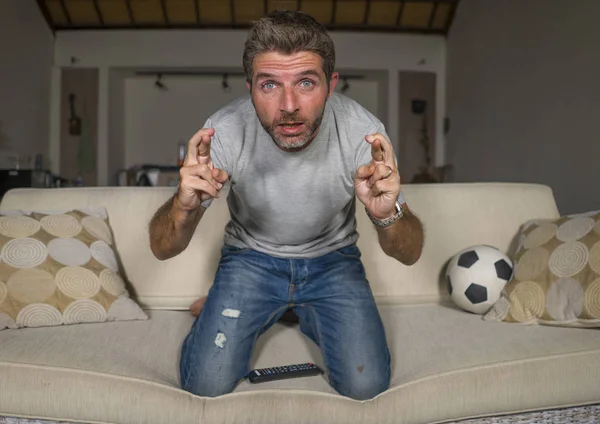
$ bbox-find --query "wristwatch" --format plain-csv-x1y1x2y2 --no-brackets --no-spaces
366,201,404,228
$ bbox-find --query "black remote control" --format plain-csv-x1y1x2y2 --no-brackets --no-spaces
247,362,323,384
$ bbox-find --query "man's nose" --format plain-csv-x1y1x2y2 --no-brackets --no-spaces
280,86,299,114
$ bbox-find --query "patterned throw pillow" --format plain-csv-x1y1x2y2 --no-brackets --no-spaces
0,207,148,330
484,210,600,327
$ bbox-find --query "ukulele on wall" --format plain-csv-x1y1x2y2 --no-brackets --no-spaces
68,93,82,136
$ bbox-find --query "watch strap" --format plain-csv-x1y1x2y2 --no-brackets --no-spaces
365,201,404,228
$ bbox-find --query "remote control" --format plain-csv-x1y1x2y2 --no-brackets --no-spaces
247,362,323,384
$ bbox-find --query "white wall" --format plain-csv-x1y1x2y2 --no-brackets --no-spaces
0,0,54,168
53,29,447,185
447,0,600,214
123,74,379,169
124,75,249,169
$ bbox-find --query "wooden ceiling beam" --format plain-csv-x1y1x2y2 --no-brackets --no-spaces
331,0,337,24
160,0,169,25
428,1,438,29
125,0,135,24
194,0,200,24
59,0,71,25
395,0,405,26
92,0,104,25
264,0,268,15
230,0,236,24
363,0,371,25
36,0,56,33
445,0,458,34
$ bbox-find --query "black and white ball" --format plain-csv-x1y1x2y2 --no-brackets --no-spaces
445,245,514,314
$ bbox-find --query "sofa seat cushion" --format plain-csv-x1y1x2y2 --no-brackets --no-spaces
1,305,600,424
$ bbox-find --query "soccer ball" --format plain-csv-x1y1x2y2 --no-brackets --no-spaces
445,245,514,315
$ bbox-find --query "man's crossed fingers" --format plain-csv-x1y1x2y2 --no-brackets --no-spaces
185,127,215,167
179,127,228,200
364,132,398,188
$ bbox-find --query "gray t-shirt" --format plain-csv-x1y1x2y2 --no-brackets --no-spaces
202,92,405,259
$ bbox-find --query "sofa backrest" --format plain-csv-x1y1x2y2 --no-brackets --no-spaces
0,182,559,308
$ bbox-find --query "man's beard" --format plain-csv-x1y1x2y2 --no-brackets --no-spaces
256,103,327,152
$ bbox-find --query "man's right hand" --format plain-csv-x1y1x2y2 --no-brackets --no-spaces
176,127,229,211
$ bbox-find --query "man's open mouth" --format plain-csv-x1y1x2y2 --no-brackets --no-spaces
278,122,305,135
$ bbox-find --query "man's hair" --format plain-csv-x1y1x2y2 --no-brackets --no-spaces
243,10,336,84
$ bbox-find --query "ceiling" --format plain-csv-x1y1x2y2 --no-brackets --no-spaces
37,0,459,35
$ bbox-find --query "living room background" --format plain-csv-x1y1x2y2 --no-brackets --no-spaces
123,73,381,170
1,0,598,214
50,27,446,186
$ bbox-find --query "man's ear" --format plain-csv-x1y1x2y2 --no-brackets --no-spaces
246,81,251,90
328,72,339,96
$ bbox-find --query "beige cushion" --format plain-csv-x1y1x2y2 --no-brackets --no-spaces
0,183,561,310
485,210,600,327
1,305,599,424
0,208,147,330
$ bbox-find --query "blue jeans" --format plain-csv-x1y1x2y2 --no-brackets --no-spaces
179,244,391,400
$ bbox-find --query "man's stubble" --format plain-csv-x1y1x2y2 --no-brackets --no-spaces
251,92,329,152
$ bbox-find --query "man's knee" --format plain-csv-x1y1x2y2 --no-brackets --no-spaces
179,328,243,397
332,361,391,401
180,345,240,397
180,368,238,397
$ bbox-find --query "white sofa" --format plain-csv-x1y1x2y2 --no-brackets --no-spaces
1,182,599,424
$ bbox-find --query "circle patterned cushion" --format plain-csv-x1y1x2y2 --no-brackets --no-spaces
0,208,147,330
484,210,600,327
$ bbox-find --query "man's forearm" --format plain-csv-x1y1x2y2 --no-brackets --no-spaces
149,195,206,260
375,205,424,265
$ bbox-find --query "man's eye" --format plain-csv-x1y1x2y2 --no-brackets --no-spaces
262,82,276,90
300,80,314,87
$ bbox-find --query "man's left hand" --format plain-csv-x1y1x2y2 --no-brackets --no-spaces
354,132,401,220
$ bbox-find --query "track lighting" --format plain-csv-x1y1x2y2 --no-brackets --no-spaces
155,74,167,91
341,77,350,93
222,74,231,92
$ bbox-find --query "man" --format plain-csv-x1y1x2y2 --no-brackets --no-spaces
149,10,424,401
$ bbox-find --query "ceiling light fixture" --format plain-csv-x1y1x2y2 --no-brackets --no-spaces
155,74,167,91
222,74,231,92
341,77,350,93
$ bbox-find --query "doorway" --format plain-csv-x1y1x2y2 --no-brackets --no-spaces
398,71,436,184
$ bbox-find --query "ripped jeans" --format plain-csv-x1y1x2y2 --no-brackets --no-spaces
179,244,391,400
